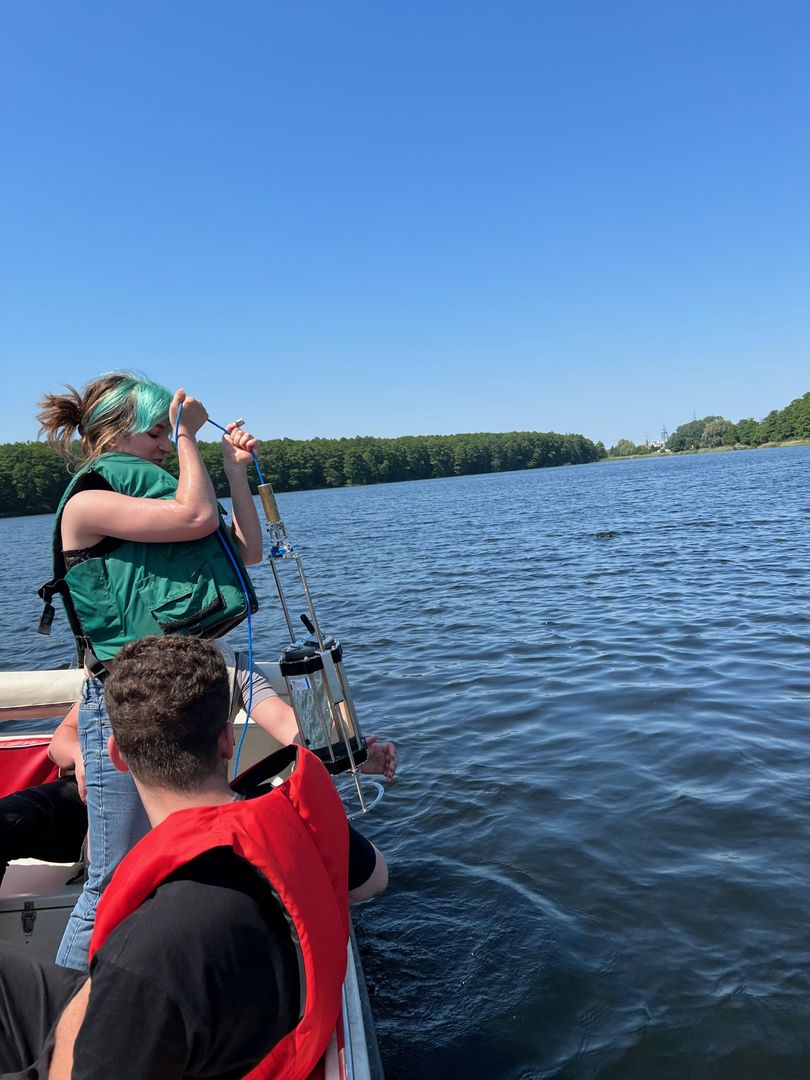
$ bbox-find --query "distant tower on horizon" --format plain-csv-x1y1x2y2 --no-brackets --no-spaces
661,425,669,443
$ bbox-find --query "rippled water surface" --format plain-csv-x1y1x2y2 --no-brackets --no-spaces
2,448,810,1078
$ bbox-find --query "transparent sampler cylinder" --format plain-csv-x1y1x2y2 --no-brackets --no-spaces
280,640,368,775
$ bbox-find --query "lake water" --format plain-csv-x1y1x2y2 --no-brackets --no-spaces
2,447,810,1078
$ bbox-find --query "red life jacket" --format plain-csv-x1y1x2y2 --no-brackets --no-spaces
90,747,350,1080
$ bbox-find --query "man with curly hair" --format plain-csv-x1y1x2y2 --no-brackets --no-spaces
0,636,367,1080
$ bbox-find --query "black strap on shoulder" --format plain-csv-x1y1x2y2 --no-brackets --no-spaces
36,467,113,648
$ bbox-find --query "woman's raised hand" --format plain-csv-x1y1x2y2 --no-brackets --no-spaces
169,389,209,437
222,422,259,469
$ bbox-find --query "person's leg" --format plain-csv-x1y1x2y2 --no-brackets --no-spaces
0,777,87,883
55,679,149,972
347,825,388,902
0,942,84,1077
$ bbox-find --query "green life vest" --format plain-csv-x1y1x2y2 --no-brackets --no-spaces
37,453,258,662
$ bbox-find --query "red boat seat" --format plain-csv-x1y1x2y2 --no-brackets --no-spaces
0,737,59,799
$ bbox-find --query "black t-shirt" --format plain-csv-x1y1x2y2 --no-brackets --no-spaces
71,848,301,1080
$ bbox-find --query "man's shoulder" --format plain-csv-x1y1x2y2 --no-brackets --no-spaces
96,847,296,978
76,849,300,1080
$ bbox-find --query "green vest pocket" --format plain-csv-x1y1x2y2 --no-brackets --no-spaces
150,573,224,633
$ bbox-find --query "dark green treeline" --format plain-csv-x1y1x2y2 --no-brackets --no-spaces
0,431,605,517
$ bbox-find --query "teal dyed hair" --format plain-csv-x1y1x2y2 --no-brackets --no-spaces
88,372,172,435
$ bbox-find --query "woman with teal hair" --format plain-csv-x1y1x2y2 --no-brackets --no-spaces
37,371,263,969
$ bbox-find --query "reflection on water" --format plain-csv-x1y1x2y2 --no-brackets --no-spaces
3,447,810,1078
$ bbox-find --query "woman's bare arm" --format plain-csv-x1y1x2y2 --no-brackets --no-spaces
222,424,264,565
48,702,86,799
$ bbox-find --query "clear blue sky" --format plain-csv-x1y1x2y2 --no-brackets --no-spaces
2,0,808,448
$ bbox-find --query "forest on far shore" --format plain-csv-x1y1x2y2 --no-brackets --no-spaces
609,391,810,457
0,430,603,517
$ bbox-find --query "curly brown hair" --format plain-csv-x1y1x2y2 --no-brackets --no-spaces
104,636,230,791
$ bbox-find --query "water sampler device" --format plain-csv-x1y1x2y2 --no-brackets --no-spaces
255,476,384,817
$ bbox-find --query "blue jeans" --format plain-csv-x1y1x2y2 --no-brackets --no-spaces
55,678,150,971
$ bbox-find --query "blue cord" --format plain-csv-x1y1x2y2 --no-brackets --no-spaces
174,400,183,443
174,400,257,776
